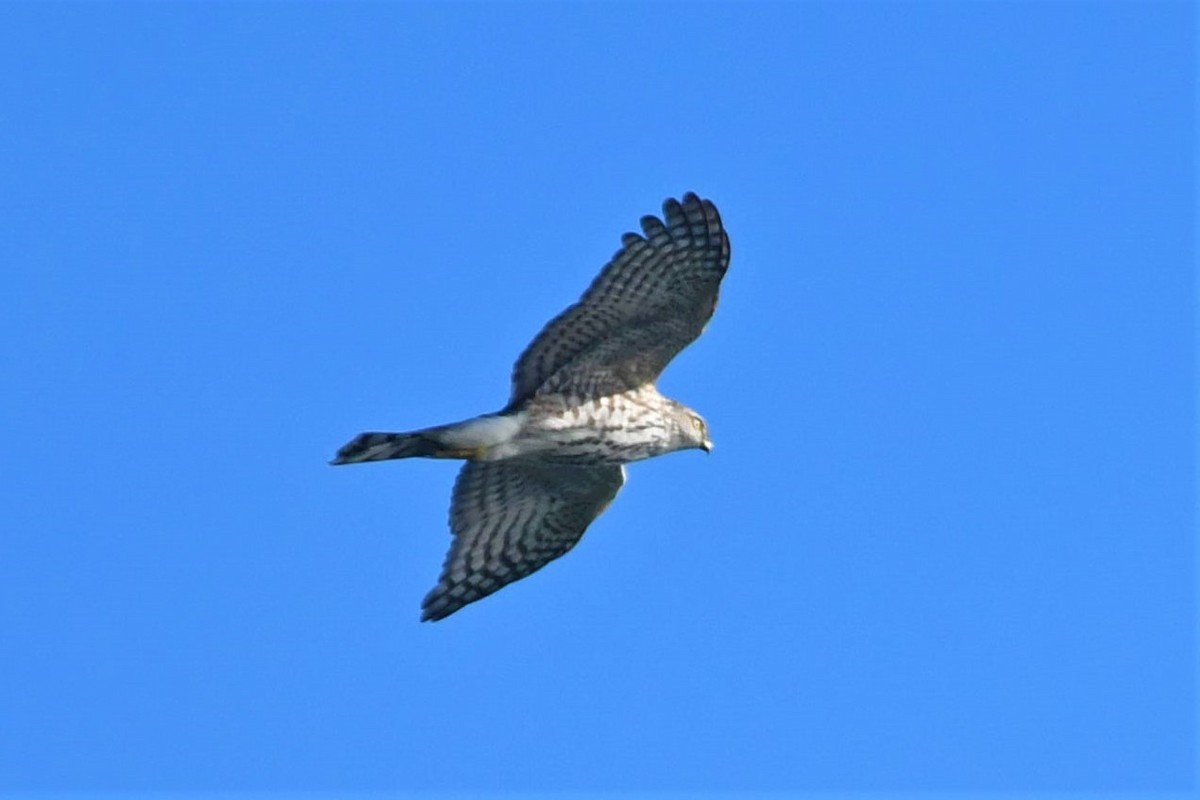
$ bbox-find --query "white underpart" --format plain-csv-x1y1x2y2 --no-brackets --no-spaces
440,412,526,454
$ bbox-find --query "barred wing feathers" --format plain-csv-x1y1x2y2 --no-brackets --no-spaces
421,460,626,621
508,193,730,405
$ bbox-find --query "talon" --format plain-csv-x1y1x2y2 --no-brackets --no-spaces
434,446,487,460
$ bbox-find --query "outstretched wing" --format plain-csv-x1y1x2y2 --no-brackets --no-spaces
508,192,730,406
421,460,625,621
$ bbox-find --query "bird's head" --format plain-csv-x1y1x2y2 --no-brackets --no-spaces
671,403,713,454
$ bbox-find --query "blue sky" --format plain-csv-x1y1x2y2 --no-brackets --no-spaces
1,1,1193,794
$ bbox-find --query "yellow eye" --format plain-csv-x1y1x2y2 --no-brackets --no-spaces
691,416,704,432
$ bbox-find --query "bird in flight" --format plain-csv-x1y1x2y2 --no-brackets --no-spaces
331,193,731,620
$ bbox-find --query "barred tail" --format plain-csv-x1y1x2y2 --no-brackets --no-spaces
331,413,521,466
329,431,441,465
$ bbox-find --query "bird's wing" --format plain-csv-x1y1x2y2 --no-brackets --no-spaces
508,193,730,406
421,460,626,621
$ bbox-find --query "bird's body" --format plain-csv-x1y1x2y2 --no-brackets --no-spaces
517,388,702,465
332,193,730,620
340,385,696,467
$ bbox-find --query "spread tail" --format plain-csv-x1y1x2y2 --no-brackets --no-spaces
330,431,441,465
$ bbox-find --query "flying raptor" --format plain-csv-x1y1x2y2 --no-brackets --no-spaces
332,192,731,620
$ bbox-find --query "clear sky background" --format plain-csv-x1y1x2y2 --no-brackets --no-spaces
1,1,1194,795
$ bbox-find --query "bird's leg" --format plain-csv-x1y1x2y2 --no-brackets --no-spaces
428,445,488,460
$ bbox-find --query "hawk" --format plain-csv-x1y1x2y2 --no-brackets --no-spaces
332,193,731,620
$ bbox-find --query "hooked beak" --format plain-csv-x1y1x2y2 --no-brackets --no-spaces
700,439,713,454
